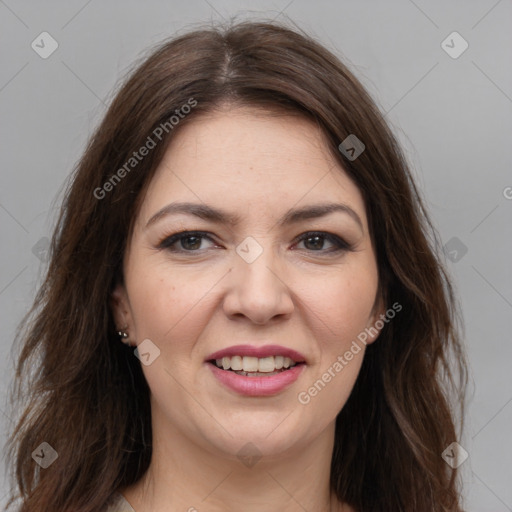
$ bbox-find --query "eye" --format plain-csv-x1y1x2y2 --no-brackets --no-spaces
157,230,353,255
294,231,352,254
158,231,217,252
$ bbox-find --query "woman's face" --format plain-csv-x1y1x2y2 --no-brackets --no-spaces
112,106,383,461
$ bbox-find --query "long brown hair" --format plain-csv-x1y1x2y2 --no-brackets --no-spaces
4,19,468,511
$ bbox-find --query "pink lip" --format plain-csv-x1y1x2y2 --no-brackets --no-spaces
207,362,306,396
206,344,306,363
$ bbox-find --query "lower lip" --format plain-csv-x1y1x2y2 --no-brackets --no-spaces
206,362,305,396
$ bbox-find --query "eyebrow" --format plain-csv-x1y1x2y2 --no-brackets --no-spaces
145,201,363,231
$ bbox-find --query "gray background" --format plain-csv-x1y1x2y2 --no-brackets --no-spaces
1,1,511,510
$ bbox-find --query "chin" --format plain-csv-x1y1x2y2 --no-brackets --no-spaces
199,422,307,462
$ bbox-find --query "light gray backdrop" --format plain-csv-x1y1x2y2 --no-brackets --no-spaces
1,1,511,510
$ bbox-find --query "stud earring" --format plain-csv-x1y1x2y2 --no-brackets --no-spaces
117,326,135,347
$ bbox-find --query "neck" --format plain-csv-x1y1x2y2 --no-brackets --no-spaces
120,413,349,512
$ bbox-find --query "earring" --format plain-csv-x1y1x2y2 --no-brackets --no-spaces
117,326,134,347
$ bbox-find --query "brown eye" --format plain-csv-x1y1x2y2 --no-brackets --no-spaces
301,234,328,250
294,232,352,254
158,231,215,252
180,235,203,250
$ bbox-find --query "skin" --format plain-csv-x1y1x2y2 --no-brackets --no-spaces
111,105,384,512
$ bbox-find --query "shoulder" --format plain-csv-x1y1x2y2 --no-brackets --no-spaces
104,492,136,512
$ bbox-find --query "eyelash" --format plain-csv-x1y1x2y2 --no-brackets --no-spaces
157,230,353,255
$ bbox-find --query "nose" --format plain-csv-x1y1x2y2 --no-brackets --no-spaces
222,244,295,324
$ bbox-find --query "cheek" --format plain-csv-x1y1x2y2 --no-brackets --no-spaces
305,263,377,412
297,272,374,419
305,264,378,343
126,259,214,343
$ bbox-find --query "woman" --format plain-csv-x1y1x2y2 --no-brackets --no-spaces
4,20,468,512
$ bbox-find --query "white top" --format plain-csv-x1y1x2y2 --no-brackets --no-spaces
105,492,136,512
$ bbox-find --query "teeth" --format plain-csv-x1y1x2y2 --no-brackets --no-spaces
213,355,299,372
230,355,243,371
242,356,259,372
258,356,274,372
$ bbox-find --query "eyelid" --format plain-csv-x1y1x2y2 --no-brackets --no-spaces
157,230,217,251
157,229,354,255
293,231,354,253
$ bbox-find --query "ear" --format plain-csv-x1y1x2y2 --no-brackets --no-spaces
110,282,132,331
364,293,387,345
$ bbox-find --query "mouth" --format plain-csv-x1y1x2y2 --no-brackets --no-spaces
205,345,307,396
207,355,305,377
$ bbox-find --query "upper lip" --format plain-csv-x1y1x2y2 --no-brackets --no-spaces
206,344,307,363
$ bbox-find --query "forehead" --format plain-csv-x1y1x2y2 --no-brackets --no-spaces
160,107,334,172
139,107,366,226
